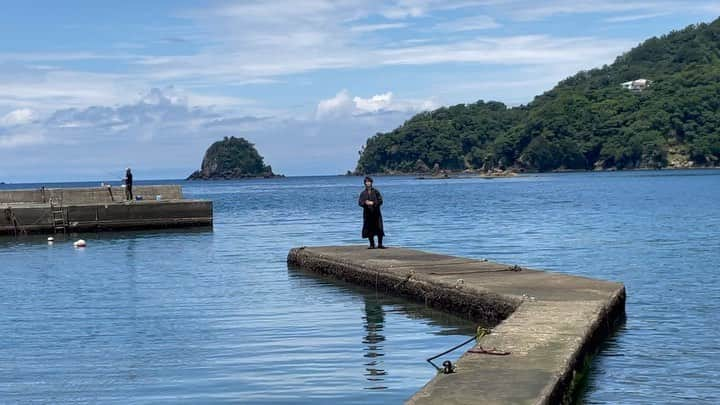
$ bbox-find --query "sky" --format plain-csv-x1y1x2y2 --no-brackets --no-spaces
0,1,717,182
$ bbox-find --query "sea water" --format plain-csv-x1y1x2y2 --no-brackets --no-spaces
1,170,719,403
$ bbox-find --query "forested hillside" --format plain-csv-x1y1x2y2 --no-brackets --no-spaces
356,19,720,173
188,136,277,179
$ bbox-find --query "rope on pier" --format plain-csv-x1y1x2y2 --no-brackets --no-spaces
426,327,510,373
429,264,524,275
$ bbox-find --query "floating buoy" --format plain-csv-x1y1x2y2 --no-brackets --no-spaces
73,239,87,248
47,237,54,242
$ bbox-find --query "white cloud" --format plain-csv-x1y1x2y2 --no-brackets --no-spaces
435,15,500,31
381,5,425,19
316,90,355,118
350,23,409,32
504,0,715,21
317,90,436,118
125,33,631,89
0,108,35,126
0,64,257,121
377,35,632,66
0,86,421,179
41,87,235,138
0,87,276,179
102,1,646,89
0,51,141,63
3,0,711,116
0,85,430,177
140,87,187,106
0,132,45,148
0,1,716,97
0,68,141,113
353,92,394,113
261,110,420,175
379,0,487,19
604,12,670,23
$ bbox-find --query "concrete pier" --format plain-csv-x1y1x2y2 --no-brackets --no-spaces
1,185,212,235
288,246,625,405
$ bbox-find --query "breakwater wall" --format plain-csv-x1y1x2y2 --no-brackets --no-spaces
288,246,625,404
1,185,211,235
0,185,183,204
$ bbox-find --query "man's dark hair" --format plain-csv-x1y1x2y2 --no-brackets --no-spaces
364,176,373,184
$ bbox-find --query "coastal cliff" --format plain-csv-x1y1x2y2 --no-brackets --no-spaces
187,136,280,180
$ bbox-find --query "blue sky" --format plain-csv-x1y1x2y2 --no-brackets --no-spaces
0,1,717,182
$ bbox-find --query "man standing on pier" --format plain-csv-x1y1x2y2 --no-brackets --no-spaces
124,168,133,201
359,176,385,249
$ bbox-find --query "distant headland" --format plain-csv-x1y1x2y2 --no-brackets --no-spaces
355,18,720,175
187,136,282,180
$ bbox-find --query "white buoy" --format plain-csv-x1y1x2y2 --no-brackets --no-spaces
73,239,87,248
47,237,54,242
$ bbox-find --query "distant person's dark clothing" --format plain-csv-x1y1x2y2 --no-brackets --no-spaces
124,169,133,201
359,186,384,248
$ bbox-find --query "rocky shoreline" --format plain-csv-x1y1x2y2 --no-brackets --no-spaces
348,165,720,179
187,170,284,181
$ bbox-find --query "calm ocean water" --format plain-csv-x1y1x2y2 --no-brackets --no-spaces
1,170,719,404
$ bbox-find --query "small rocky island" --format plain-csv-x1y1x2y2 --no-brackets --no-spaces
187,136,280,180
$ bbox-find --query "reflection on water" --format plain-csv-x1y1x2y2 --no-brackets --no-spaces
285,265,478,400
362,297,387,390
0,217,478,405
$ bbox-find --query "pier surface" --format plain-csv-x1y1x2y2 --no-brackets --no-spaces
288,246,625,405
1,185,212,235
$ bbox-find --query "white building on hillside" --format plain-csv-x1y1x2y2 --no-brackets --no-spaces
621,79,651,91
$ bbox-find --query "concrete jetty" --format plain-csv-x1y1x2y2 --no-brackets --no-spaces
288,246,625,405
1,185,212,235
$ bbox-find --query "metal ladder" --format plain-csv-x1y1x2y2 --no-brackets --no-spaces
49,197,67,234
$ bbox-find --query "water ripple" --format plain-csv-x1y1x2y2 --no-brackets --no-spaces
2,171,720,403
